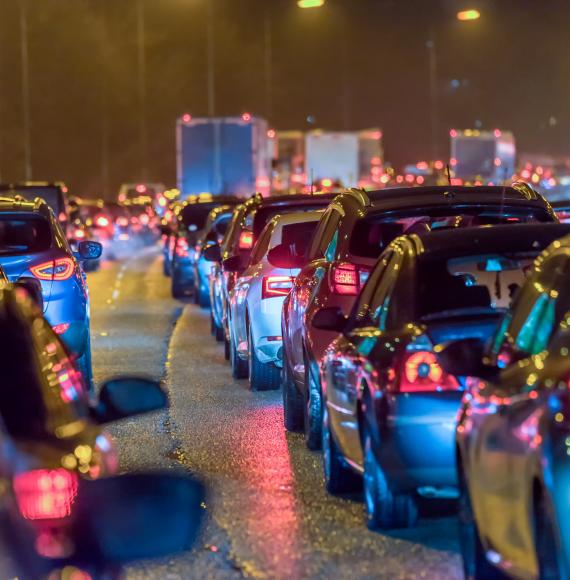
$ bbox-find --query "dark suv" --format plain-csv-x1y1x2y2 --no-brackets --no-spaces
281,183,557,449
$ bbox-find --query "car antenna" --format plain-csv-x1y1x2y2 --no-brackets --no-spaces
446,164,452,186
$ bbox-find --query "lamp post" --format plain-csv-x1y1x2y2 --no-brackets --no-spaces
428,9,481,160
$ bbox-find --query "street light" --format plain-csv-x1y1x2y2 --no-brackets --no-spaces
457,9,481,22
297,0,325,8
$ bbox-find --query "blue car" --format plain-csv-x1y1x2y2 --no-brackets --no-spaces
437,227,570,578
0,197,101,390
315,223,570,531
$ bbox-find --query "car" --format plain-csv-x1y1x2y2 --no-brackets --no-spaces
0,284,170,576
551,200,570,223
316,223,570,533
193,205,234,310
435,229,570,579
203,192,337,369
170,195,239,298
0,197,102,390
228,210,322,391
282,183,557,450
0,182,70,233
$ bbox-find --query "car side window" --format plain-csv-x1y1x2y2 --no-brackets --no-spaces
308,209,342,260
250,221,274,265
348,251,392,328
369,252,405,330
491,253,569,362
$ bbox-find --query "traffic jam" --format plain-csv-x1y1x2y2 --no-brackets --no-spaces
2,1,570,578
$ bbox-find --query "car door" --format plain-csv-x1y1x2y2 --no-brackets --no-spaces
288,208,342,382
470,252,568,566
327,251,400,465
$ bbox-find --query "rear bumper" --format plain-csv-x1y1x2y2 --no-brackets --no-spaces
378,402,460,492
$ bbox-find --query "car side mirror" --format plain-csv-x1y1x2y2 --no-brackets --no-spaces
203,244,221,262
77,240,103,260
222,254,247,273
15,277,43,310
312,307,348,333
69,472,205,565
94,377,168,423
267,243,305,269
435,338,498,380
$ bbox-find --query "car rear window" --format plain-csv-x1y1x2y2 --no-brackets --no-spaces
350,206,549,259
0,216,51,254
253,203,330,239
180,203,216,231
418,251,536,319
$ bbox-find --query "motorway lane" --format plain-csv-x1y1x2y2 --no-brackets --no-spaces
87,247,464,579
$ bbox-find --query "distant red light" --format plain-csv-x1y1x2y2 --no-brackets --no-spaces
405,174,415,183
182,113,192,123
494,157,502,167
267,129,276,139
450,129,458,138
238,230,254,250
434,160,444,170
450,158,458,167
321,178,333,188
416,175,425,184
242,112,252,122
74,228,86,240
494,129,502,138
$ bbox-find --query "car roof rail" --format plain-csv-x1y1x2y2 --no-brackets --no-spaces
511,181,539,200
344,187,372,207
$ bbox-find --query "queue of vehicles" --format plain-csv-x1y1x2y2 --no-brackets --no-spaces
161,178,570,579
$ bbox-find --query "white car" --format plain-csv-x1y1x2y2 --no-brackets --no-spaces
228,210,322,391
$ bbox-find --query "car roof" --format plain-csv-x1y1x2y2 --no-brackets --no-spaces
407,223,570,259
332,184,554,215
0,196,52,218
268,209,324,227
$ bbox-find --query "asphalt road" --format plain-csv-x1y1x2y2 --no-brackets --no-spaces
87,247,464,580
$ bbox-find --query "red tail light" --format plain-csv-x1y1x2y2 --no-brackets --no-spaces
14,469,78,520
331,263,370,296
176,237,189,258
31,258,75,281
116,217,129,227
238,231,253,250
52,323,70,335
400,351,459,392
262,275,294,299
95,215,109,227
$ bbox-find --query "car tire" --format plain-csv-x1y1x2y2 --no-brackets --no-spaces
303,351,322,450
457,468,504,579
322,403,361,495
248,327,280,391
282,346,303,432
363,430,418,530
534,488,562,580
230,333,248,379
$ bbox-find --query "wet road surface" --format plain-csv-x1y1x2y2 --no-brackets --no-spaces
88,248,464,579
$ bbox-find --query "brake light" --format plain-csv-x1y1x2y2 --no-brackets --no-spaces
331,263,370,296
14,469,78,520
176,237,189,258
52,323,70,335
238,231,253,250
116,217,129,227
262,276,294,299
73,228,86,240
95,215,109,227
31,258,75,281
400,351,459,392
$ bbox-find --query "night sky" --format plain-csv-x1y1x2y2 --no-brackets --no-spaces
0,0,568,197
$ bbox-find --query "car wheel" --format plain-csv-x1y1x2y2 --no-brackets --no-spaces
230,333,248,379
248,325,280,391
534,489,562,580
458,468,504,579
303,352,322,450
282,346,303,432
322,403,361,495
363,430,417,530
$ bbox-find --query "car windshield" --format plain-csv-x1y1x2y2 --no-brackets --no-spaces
350,206,548,259
418,251,536,319
0,216,51,254
180,203,217,231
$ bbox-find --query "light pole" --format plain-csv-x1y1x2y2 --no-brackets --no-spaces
207,0,216,116
136,0,148,182
428,9,481,160
19,0,32,181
